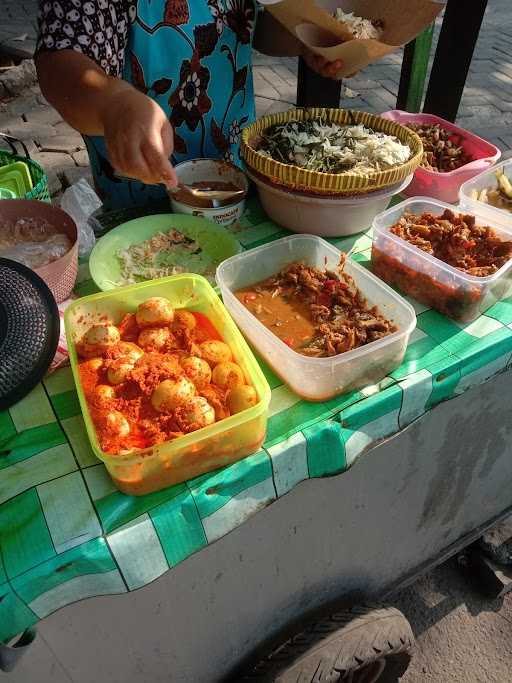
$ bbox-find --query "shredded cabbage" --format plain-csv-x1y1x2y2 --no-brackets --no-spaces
260,119,411,175
333,9,383,40
116,229,215,285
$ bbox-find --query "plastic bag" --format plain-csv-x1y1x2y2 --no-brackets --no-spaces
60,178,101,257
1,234,71,269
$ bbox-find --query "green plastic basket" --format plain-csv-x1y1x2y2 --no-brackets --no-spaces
0,134,50,203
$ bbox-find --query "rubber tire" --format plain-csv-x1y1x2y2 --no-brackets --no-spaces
238,605,414,683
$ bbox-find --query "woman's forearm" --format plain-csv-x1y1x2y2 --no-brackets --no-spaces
35,49,133,136
36,48,177,187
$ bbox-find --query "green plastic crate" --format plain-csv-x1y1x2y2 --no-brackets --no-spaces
0,150,50,203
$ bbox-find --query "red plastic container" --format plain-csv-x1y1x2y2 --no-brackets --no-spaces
380,110,501,203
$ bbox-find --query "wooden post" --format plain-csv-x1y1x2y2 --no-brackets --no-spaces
296,57,342,108
423,0,488,121
396,40,416,111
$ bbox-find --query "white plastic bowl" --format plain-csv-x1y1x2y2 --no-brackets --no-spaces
247,169,413,236
216,234,416,402
171,158,248,227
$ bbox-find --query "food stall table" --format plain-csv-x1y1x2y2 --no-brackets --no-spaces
2,198,512,681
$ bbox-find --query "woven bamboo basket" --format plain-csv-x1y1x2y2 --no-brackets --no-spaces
241,108,423,196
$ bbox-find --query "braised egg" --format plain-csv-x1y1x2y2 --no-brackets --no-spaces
136,297,174,328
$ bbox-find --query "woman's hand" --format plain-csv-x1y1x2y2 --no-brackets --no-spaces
302,50,357,80
101,88,178,188
303,50,344,79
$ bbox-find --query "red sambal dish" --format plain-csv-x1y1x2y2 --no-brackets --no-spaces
235,258,397,358
372,208,512,321
76,297,258,455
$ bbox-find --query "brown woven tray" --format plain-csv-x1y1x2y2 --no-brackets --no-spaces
241,108,423,196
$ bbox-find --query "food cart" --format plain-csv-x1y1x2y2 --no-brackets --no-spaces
3,187,512,681
2,1,511,681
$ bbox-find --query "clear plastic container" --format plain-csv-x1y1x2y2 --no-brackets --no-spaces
216,235,416,402
372,197,512,323
380,110,501,203
64,274,271,496
459,157,512,226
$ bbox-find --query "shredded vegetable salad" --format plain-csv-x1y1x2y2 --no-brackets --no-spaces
259,117,411,175
333,9,384,40
116,229,215,285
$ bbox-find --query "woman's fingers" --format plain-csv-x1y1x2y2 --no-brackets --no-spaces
108,133,157,184
303,50,344,79
159,121,178,188
161,120,174,157
317,57,343,78
140,122,177,188
108,130,177,187
103,89,178,187
326,59,343,77
141,147,177,188
123,145,156,184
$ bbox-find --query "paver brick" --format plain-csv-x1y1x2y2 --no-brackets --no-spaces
360,93,396,115
345,78,381,92
38,135,84,154
264,100,294,116
71,150,90,167
458,104,506,120
7,95,40,117
60,165,94,189
54,120,82,135
0,60,36,96
272,65,297,88
380,79,399,97
4,121,57,142
257,66,295,96
32,151,74,172
341,98,371,111
469,59,498,74
460,94,492,108
498,136,512,150
0,136,37,156
253,73,280,100
369,87,397,109
256,95,277,117
495,100,512,112
31,151,72,196
22,106,63,127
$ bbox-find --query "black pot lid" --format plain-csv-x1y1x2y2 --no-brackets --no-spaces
0,258,59,411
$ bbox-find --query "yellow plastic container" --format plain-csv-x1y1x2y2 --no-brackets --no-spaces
64,274,271,496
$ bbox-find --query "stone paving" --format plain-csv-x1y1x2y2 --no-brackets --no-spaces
1,0,38,61
0,0,512,201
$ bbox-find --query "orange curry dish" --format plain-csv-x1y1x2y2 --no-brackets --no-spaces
236,259,397,357
76,297,258,455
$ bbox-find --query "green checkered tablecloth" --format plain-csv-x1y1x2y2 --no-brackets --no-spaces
2,197,512,643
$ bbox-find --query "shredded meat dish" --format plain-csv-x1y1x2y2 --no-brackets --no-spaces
372,209,512,322
406,123,472,173
236,259,397,358
389,209,512,277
